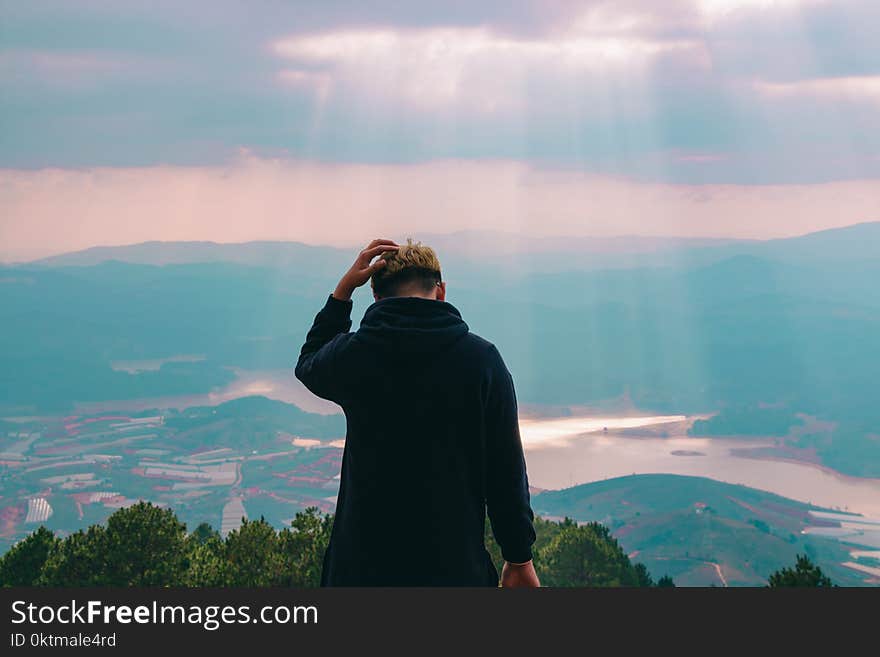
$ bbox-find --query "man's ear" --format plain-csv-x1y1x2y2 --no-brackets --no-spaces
436,281,446,302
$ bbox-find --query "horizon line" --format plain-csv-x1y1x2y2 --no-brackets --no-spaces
4,220,878,267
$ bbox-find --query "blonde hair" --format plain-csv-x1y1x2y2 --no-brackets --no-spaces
371,238,442,295
380,238,441,274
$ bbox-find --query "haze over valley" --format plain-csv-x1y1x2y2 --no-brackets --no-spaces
2,223,880,584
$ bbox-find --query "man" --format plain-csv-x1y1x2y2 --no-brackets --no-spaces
295,238,539,587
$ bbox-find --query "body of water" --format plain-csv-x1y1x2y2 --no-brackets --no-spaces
71,368,880,519
520,415,880,518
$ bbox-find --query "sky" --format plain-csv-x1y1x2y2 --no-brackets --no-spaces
1,0,879,261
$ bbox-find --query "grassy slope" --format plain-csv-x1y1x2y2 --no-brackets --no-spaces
533,474,864,586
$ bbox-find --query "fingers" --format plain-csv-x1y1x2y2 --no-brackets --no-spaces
365,238,398,249
367,259,387,275
360,244,399,261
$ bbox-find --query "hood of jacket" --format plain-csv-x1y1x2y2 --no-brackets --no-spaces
356,296,470,357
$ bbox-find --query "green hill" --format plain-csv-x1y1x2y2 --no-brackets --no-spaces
533,474,865,586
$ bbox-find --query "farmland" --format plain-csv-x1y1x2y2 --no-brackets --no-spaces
0,396,346,552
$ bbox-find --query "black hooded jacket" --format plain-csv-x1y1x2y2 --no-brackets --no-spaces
295,294,536,586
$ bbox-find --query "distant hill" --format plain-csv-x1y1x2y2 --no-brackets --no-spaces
164,395,346,445
32,240,353,276
4,223,879,474
27,223,880,273
27,233,747,278
685,221,880,266
533,474,867,586
409,230,745,255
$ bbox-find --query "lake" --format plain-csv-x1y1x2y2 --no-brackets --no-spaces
520,415,880,518
71,368,880,518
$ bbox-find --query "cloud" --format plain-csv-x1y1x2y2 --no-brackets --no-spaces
1,0,879,186
3,1,879,260
755,76,880,104
272,25,702,115
2,156,878,261
696,0,825,21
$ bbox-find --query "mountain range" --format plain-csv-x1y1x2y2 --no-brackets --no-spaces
2,222,879,477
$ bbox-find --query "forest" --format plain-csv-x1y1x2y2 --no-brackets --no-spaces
0,502,833,588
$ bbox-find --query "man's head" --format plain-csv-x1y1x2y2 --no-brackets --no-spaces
371,238,446,301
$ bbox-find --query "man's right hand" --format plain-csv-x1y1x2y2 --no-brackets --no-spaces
332,239,399,301
501,560,541,588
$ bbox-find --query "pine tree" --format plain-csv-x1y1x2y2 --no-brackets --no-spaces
0,526,58,586
767,554,834,587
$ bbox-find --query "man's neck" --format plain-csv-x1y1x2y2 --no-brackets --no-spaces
379,291,438,301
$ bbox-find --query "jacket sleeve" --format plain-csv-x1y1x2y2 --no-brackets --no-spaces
484,344,536,564
294,294,354,404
